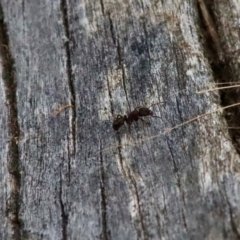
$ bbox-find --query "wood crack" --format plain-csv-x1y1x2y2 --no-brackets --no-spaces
131,179,148,240
0,3,21,239
117,40,131,111
227,202,240,239
99,139,109,240
99,0,105,16
166,138,188,231
107,13,116,46
197,0,224,62
116,144,148,239
141,13,153,75
223,186,240,239
106,75,114,116
59,171,68,240
107,13,130,111
60,0,76,155
67,140,71,182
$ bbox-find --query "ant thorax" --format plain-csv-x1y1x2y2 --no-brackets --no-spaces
126,109,139,125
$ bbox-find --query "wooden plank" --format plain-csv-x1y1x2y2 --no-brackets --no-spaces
1,0,240,239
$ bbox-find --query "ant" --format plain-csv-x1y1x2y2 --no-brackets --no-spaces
113,103,163,131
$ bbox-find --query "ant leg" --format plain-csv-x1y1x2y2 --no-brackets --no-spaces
139,117,151,126
151,115,162,119
128,124,131,133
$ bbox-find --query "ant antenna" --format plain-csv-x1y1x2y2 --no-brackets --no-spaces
148,102,165,108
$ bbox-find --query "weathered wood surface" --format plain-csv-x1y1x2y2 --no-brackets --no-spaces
1,0,240,239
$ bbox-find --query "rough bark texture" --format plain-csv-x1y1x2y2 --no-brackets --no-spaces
1,0,240,239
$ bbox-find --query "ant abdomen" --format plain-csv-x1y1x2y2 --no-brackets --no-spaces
112,115,127,131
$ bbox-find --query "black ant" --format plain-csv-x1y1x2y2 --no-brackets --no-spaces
113,104,162,131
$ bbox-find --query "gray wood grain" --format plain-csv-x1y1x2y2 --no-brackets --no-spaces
1,0,240,239
0,66,9,239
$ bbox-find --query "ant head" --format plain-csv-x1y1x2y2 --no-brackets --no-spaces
138,107,153,117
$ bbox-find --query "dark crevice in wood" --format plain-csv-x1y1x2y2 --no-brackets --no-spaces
99,139,109,240
107,13,116,46
141,15,151,64
105,14,116,117
60,0,76,155
172,42,185,91
197,0,224,62
116,137,125,177
166,138,178,173
228,202,240,239
99,0,105,16
175,97,184,123
116,40,122,68
176,96,195,172
161,188,170,225
228,212,240,240
116,141,144,238
181,209,188,232
141,16,160,99
117,40,131,111
139,0,144,10
67,140,71,182
107,13,130,111
161,188,167,214
106,75,114,116
118,143,146,239
121,68,131,111
117,148,147,239
0,4,21,240
166,138,188,231
177,171,187,210
223,185,240,239
155,211,162,239
59,171,68,240
131,179,148,240
197,0,240,154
